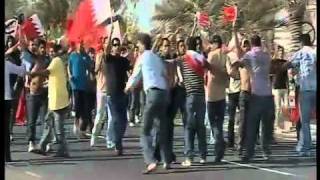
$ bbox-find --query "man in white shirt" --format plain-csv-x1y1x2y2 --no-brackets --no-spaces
5,59,26,162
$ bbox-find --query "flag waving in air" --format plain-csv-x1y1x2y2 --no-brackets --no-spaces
223,6,237,24
184,50,206,77
20,14,45,40
196,12,210,28
66,0,127,50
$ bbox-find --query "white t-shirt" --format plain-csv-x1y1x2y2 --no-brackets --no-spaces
5,60,26,100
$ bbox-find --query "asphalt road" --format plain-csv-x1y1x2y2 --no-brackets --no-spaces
5,119,317,180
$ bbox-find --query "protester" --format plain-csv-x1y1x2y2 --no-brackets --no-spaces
283,34,316,157
27,44,70,158
125,33,171,173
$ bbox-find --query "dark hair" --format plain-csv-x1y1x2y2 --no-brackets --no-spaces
300,34,312,46
111,38,120,45
88,47,95,54
242,39,250,46
209,35,223,48
137,33,152,50
5,35,16,49
187,37,197,51
250,35,261,47
53,44,62,53
35,38,46,47
176,39,185,49
195,36,202,44
160,38,170,46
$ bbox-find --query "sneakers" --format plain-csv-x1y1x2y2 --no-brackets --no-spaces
208,138,216,145
107,141,115,149
79,131,90,139
28,141,37,152
73,124,78,136
181,159,192,167
298,151,311,157
90,136,97,147
135,116,141,124
46,143,53,152
129,122,135,127
199,158,206,164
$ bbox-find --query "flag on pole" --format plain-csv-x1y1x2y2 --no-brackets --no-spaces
21,14,45,40
196,12,210,28
66,0,127,50
223,6,237,23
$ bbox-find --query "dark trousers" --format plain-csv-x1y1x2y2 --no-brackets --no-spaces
154,85,187,162
107,93,128,150
228,92,240,146
72,90,90,131
184,95,207,159
87,92,96,129
9,98,18,135
139,90,146,119
26,93,47,142
39,107,69,155
5,100,12,162
237,91,250,149
207,100,226,160
141,89,170,164
245,95,275,158
129,89,140,123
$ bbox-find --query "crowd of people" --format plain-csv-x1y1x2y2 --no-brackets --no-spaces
4,21,316,174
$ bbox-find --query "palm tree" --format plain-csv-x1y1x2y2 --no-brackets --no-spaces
286,0,306,53
152,0,284,42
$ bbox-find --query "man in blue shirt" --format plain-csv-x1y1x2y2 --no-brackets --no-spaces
125,33,171,173
68,40,92,138
283,34,316,157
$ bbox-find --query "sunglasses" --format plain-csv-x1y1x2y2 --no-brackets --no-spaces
113,44,120,47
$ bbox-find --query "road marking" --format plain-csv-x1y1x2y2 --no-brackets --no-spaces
25,171,42,178
222,159,301,177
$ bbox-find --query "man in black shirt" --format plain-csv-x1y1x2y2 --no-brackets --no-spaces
104,37,131,155
270,45,288,133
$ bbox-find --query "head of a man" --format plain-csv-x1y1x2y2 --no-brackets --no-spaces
209,35,223,50
137,33,152,53
276,45,284,59
28,39,38,54
300,33,312,47
177,40,186,56
76,40,85,53
49,47,55,58
250,35,261,47
111,38,121,55
6,36,16,49
37,39,47,56
88,47,96,60
242,39,251,52
160,38,171,56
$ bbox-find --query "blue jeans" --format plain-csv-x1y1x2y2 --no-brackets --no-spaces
207,100,226,159
245,95,274,158
107,93,128,150
184,94,207,159
296,91,316,153
141,88,170,164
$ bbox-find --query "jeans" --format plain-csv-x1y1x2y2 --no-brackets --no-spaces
245,94,275,158
184,94,206,160
39,107,69,155
129,89,140,123
92,91,111,138
26,93,47,142
207,100,226,159
140,90,146,119
87,91,96,129
272,89,288,129
141,88,170,164
237,91,250,149
227,92,240,146
107,92,128,150
5,100,12,161
72,90,90,131
296,91,316,153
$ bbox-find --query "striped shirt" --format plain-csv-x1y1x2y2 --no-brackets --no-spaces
180,58,205,96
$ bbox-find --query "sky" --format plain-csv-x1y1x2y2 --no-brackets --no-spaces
127,0,162,32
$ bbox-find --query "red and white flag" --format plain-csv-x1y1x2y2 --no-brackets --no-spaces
223,6,237,24
184,50,206,77
20,14,45,40
66,0,126,50
196,12,210,28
